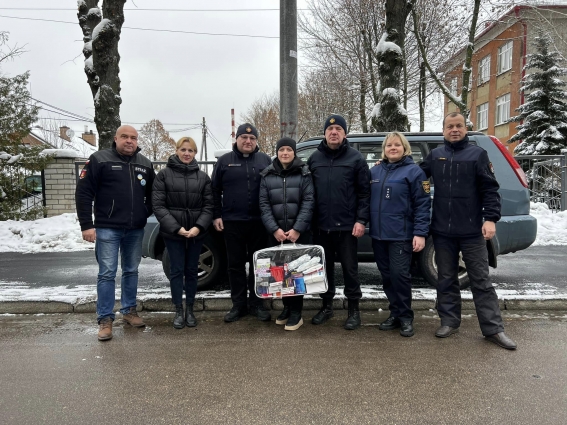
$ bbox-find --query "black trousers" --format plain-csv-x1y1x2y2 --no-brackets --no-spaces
433,234,504,336
267,231,312,313
223,220,267,309
313,229,362,301
372,239,414,320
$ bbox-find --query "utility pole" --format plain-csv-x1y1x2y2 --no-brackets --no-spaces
280,0,298,140
200,117,208,173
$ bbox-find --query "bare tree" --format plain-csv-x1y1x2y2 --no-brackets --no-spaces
241,93,280,156
77,0,125,150
138,119,176,161
370,0,416,132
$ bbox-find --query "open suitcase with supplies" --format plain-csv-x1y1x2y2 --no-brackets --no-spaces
253,244,328,298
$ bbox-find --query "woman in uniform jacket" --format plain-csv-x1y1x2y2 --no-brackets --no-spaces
370,132,431,337
152,137,214,329
259,137,314,331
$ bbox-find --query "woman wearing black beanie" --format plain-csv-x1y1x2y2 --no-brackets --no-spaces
259,137,315,330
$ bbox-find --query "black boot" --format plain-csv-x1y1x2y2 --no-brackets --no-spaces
344,299,361,330
173,304,185,329
185,302,197,327
276,305,291,325
311,299,334,325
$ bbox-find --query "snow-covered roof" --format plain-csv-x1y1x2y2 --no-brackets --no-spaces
59,134,97,159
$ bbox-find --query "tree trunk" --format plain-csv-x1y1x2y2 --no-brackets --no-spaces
371,0,414,132
77,0,125,150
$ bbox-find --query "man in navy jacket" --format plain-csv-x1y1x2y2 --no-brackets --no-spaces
420,112,516,350
212,123,272,323
308,114,370,330
76,125,155,341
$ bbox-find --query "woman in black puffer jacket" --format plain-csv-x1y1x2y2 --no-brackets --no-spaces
259,137,314,331
152,137,213,329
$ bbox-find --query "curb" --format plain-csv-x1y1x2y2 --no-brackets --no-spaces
1,296,566,315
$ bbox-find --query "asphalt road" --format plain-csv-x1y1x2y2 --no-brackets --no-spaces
1,246,566,293
0,311,566,424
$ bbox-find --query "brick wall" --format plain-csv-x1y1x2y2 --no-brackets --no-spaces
41,150,81,217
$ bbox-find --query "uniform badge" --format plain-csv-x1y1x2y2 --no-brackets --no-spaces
140,179,146,186
137,174,143,180
79,168,87,179
330,118,336,124
489,162,495,174
422,181,431,194
246,127,252,133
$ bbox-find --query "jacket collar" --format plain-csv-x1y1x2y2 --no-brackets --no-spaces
318,138,349,158
444,135,469,151
232,142,259,158
166,154,199,172
382,155,414,170
262,157,309,177
112,141,141,161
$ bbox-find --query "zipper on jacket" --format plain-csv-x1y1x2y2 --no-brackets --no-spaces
108,199,115,218
283,177,288,231
377,167,391,240
246,159,251,218
328,157,333,230
448,149,454,234
129,163,134,228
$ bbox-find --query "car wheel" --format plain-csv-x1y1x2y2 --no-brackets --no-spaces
161,233,225,291
418,236,471,290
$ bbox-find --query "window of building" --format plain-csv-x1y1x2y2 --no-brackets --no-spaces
450,77,458,97
478,55,491,84
497,41,513,74
477,103,489,130
495,93,510,125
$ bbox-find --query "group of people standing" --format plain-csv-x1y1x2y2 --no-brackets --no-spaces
76,112,516,351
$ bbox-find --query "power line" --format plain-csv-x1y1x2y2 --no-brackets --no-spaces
0,14,278,38
0,8,311,12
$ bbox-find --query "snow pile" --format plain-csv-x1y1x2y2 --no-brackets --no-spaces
529,202,567,246
0,213,93,253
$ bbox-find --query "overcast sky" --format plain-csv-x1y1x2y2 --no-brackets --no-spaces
1,0,442,156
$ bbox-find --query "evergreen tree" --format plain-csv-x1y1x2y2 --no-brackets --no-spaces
509,32,567,155
0,33,50,220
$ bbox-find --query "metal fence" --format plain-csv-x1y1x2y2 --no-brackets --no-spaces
3,168,46,218
516,151,567,212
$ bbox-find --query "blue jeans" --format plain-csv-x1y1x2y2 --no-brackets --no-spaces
95,227,144,322
164,237,204,305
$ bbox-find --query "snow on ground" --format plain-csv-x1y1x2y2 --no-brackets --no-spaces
529,202,567,245
0,203,565,254
0,213,93,253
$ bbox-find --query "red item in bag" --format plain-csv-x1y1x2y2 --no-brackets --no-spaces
270,266,285,282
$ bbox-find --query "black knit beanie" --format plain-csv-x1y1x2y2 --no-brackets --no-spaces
323,114,348,134
276,137,297,155
236,123,258,139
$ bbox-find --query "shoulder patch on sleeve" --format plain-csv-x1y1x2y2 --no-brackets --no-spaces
488,162,495,174
422,180,430,194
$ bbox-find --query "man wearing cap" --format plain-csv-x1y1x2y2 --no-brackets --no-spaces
212,123,272,322
76,125,155,341
307,114,371,330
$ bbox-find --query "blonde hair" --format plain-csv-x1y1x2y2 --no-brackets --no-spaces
381,132,411,160
176,137,198,153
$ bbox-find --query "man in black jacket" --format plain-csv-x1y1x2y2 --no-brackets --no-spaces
307,115,370,330
420,112,516,350
75,125,155,341
212,123,272,322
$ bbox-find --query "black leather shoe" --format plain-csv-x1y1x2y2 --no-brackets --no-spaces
173,305,185,329
435,325,459,338
275,306,290,325
311,306,334,325
185,302,197,327
400,320,414,337
379,316,401,331
485,332,517,350
224,306,248,322
249,304,271,322
344,310,361,330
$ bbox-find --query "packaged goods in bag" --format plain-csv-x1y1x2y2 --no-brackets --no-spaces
253,244,328,298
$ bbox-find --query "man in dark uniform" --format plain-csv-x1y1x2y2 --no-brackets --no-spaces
76,125,155,341
420,112,517,350
307,114,370,330
212,123,272,322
